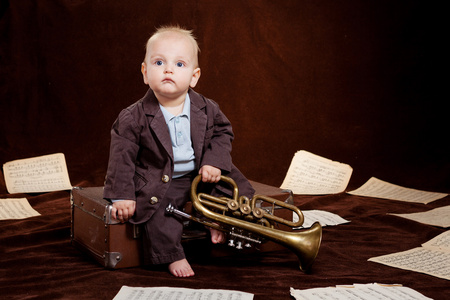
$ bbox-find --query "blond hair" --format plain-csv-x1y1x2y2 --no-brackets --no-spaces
144,25,200,66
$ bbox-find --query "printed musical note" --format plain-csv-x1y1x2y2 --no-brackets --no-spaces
112,286,254,300
369,230,450,280
291,283,433,300
0,198,41,220
389,205,450,228
280,150,353,194
348,177,448,204
3,153,73,194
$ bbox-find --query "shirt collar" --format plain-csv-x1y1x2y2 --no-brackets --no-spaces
159,93,191,123
181,93,191,117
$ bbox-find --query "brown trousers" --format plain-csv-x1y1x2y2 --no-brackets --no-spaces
142,172,195,265
141,171,254,265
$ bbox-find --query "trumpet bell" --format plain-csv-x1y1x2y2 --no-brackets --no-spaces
290,222,322,271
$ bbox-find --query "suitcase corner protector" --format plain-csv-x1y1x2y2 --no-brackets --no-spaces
104,251,123,269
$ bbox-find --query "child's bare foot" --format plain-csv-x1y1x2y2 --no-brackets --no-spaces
210,228,225,244
168,258,195,277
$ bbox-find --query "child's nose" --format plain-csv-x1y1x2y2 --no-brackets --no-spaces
164,65,173,73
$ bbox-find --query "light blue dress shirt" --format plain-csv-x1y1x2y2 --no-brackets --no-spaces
159,94,196,178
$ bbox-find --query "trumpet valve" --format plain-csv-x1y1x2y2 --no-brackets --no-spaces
228,239,235,247
235,241,243,250
240,204,251,215
252,207,264,219
227,200,239,211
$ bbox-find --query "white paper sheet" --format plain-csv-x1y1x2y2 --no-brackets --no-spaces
290,283,433,300
280,150,353,195
294,210,350,229
3,153,73,194
348,177,448,204
389,205,450,228
112,286,254,300
369,247,450,280
369,230,450,280
0,198,40,220
422,230,450,251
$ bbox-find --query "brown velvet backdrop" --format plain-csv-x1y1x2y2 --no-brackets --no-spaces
1,2,450,299
1,0,448,193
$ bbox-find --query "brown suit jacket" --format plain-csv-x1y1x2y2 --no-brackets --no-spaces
103,88,254,224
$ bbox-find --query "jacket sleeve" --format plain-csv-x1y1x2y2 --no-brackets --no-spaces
200,101,235,173
103,108,142,200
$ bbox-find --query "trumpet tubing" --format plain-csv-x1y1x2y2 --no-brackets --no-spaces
188,175,322,272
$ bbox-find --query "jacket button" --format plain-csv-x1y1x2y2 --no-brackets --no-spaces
150,197,158,204
162,175,170,183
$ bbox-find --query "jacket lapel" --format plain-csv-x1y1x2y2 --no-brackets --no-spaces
142,89,173,159
189,89,207,168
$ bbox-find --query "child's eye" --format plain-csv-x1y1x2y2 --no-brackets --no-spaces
176,62,185,67
155,60,163,66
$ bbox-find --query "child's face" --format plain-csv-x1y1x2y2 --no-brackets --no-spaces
141,32,200,104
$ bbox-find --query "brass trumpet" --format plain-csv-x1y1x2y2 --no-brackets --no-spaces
166,175,322,272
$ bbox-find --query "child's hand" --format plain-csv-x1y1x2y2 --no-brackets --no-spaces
111,200,136,223
199,165,221,183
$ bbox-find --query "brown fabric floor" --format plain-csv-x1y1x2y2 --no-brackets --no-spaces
1,177,449,299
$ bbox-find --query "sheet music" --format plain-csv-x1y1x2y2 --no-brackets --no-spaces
348,177,448,204
369,247,450,280
389,205,450,228
3,153,72,194
294,210,350,229
369,231,450,280
112,286,254,300
0,198,41,220
280,150,353,195
422,230,450,251
290,283,432,300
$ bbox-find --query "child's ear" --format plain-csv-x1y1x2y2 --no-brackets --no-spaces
190,68,201,88
141,62,149,85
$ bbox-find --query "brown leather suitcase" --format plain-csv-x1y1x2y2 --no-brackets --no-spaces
70,186,209,269
70,187,143,269
70,181,294,269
